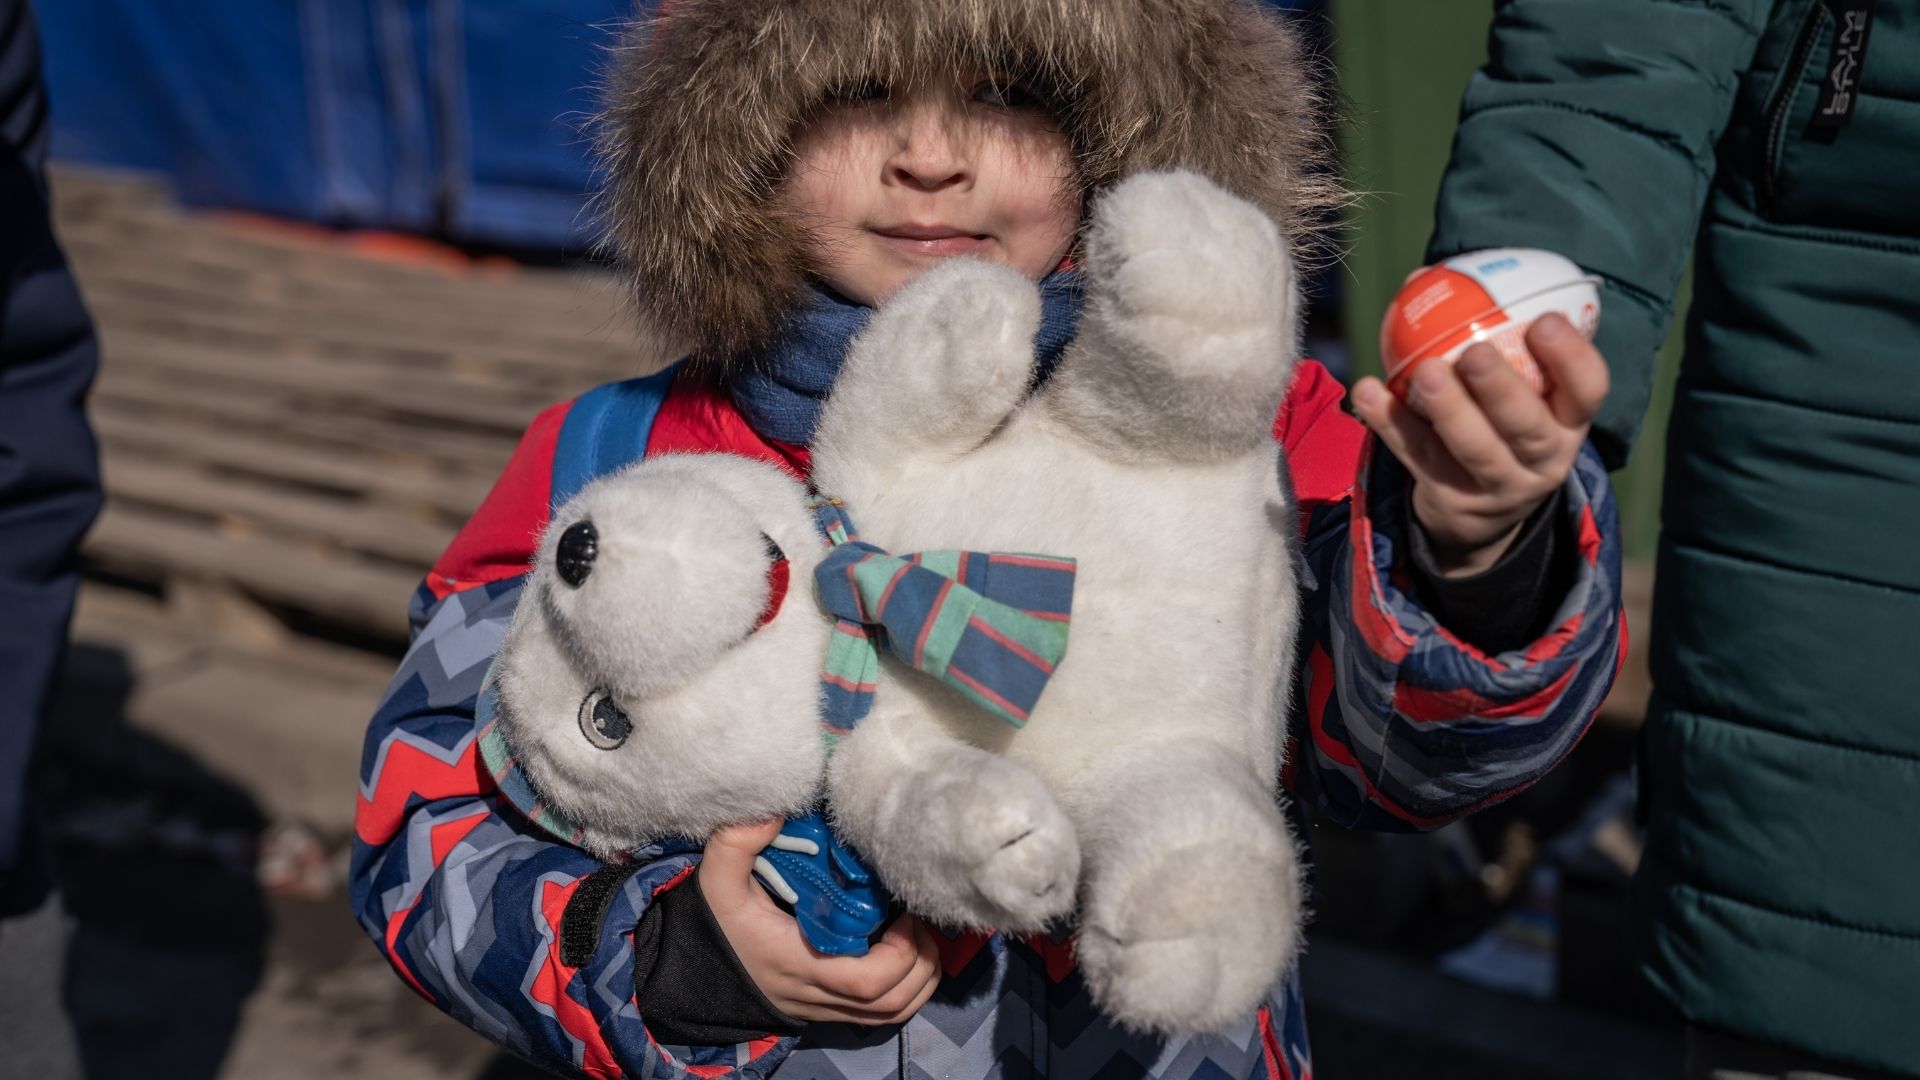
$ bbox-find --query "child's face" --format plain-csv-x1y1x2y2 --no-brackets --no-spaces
784,66,1081,307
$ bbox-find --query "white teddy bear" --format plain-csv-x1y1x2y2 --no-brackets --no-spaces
488,169,1305,1036
812,170,1305,1035
488,452,831,861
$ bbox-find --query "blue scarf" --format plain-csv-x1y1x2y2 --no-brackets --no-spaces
729,270,1085,446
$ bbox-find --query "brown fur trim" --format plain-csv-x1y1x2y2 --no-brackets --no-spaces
596,0,1344,360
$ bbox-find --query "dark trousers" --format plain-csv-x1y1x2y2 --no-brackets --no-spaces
0,0,104,917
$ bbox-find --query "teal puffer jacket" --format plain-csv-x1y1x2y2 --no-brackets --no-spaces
1426,0,1920,1074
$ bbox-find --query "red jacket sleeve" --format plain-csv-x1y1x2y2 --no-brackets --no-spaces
424,400,569,601
1273,359,1367,514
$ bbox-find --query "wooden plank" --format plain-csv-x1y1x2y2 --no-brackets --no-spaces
49,167,173,215
91,406,493,522
54,187,630,317
81,279,643,387
92,367,520,472
104,331,560,436
83,503,421,642
105,457,455,569
69,247,665,378
120,331,562,414
63,230,645,338
70,581,408,693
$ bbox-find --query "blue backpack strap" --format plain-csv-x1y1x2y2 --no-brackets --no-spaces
549,362,683,513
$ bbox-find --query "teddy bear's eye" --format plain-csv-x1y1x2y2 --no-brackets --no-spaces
577,690,632,750
761,533,785,564
556,520,598,588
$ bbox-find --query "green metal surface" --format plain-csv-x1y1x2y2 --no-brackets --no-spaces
1332,0,1488,384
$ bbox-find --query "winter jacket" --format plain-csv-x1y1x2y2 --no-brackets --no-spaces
0,0,103,917
349,360,1625,1078
1426,0,1920,1073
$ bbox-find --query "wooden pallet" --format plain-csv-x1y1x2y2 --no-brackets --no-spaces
56,168,673,649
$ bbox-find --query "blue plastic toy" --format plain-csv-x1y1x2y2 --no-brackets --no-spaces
752,810,892,956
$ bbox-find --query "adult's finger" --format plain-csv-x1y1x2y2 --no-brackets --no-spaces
1526,314,1610,429
1454,344,1562,469
1349,377,1474,492
1406,359,1522,484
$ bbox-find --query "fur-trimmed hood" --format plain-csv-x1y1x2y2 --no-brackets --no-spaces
597,0,1342,360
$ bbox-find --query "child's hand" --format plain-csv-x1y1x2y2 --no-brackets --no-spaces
700,819,941,1026
1349,313,1610,577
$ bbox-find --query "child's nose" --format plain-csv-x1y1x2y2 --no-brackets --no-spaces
885,101,972,193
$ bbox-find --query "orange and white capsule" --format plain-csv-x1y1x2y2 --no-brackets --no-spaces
1380,248,1601,404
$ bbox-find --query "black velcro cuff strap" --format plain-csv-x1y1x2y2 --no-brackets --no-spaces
561,863,646,968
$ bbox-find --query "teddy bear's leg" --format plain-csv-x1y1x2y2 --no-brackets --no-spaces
1039,170,1299,466
827,703,1080,933
1071,739,1303,1034
810,259,1040,495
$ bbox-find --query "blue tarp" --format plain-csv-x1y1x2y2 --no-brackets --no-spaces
33,0,1322,252
35,0,629,250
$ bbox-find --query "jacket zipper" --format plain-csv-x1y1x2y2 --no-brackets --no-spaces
1762,0,1831,210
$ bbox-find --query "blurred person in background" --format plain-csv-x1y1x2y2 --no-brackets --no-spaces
1425,0,1919,1077
0,0,103,917
0,0,103,1070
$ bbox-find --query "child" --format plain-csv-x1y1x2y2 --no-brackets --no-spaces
350,1,1624,1076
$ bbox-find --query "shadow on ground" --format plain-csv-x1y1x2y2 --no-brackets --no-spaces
34,644,269,1078
14,644,523,1080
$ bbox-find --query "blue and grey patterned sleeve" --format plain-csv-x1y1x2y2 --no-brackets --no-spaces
348,579,795,1079
1285,441,1626,831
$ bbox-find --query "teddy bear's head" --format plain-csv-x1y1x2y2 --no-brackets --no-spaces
491,453,832,857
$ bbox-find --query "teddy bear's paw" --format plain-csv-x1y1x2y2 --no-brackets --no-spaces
1077,837,1302,1035
1041,170,1294,462
1084,170,1290,341
824,258,1039,450
891,259,1039,406
928,756,1081,931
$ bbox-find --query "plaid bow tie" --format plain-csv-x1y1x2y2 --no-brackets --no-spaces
811,498,1075,742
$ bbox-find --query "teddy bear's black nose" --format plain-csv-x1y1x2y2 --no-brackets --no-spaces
556,520,597,587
